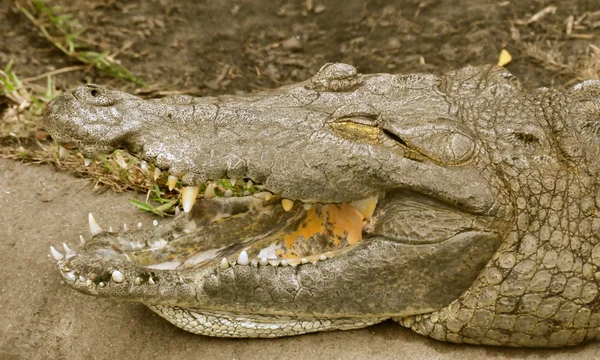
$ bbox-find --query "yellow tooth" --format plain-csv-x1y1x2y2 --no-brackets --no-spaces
204,183,216,199
264,192,273,201
349,195,379,220
167,175,178,190
181,186,200,213
303,203,313,210
153,168,161,180
282,199,294,212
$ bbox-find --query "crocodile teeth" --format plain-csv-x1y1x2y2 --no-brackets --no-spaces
301,258,308,264
303,203,313,210
83,158,92,167
114,151,127,169
280,259,289,267
319,254,327,261
282,199,294,212
59,146,68,158
88,213,102,235
204,183,216,199
140,160,148,170
181,186,200,213
223,189,233,198
148,277,155,285
109,226,113,232
134,277,142,286
50,246,64,261
123,223,128,231
62,243,75,257
220,258,229,269
237,251,249,265
259,257,269,266
137,222,142,229
111,270,125,283
167,175,178,190
153,168,161,180
79,235,85,245
229,177,237,186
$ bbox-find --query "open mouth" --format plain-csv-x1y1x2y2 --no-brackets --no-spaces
51,177,381,288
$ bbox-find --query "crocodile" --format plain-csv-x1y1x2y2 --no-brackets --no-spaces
43,63,600,347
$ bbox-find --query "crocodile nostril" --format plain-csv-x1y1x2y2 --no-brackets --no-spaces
90,89,99,97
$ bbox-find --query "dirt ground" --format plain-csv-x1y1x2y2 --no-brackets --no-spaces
1,0,600,359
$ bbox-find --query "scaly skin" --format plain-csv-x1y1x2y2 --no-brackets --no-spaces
43,64,600,346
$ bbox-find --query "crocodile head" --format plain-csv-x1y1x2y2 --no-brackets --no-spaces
43,64,600,346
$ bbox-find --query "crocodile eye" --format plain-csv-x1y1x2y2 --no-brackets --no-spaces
330,120,382,144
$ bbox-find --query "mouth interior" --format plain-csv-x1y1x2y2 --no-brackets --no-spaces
84,193,379,270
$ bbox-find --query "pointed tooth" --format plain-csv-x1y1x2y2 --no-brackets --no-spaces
140,160,148,170
153,167,161,180
153,220,158,227
114,151,127,169
204,183,216,199
83,158,92,166
349,195,379,220
98,281,106,288
62,242,74,254
175,206,181,216
259,257,269,266
50,246,64,261
79,235,85,245
268,259,281,266
59,146,68,158
88,213,102,235
301,258,308,264
109,226,113,232
167,175,178,190
280,259,288,267
229,177,237,186
246,180,253,189
137,222,142,229
223,189,233,198
148,277,155,285
264,192,273,201
111,270,125,283
237,251,249,265
220,258,229,269
281,199,294,212
303,203,313,210
181,186,200,213
134,277,142,286
319,254,327,261
123,223,128,231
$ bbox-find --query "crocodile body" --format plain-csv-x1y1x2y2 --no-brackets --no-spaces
43,64,600,347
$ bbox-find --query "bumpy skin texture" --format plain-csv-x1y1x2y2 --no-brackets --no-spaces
43,64,600,346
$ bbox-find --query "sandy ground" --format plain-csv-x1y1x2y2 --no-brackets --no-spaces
1,158,600,359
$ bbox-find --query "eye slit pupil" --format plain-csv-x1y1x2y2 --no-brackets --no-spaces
90,89,99,97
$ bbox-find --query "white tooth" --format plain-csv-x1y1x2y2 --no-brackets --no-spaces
229,177,237,186
109,226,113,232
114,151,127,169
204,183,216,199
148,277,155,285
140,160,148,170
167,175,178,190
319,254,327,261
62,242,74,254
303,203,313,210
282,199,294,212
268,259,281,266
181,186,200,213
246,180,253,189
84,158,92,166
224,189,233,197
138,222,142,229
123,223,128,231
98,281,106,287
59,146,68,158
88,213,102,235
175,207,181,216
50,246,64,261
220,258,229,269
259,257,269,266
86,279,93,287
280,259,288,267
79,235,85,245
153,167,161,180
237,251,249,265
153,220,158,226
78,275,86,282
301,258,308,264
264,192,273,201
134,277,142,286
111,270,125,283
